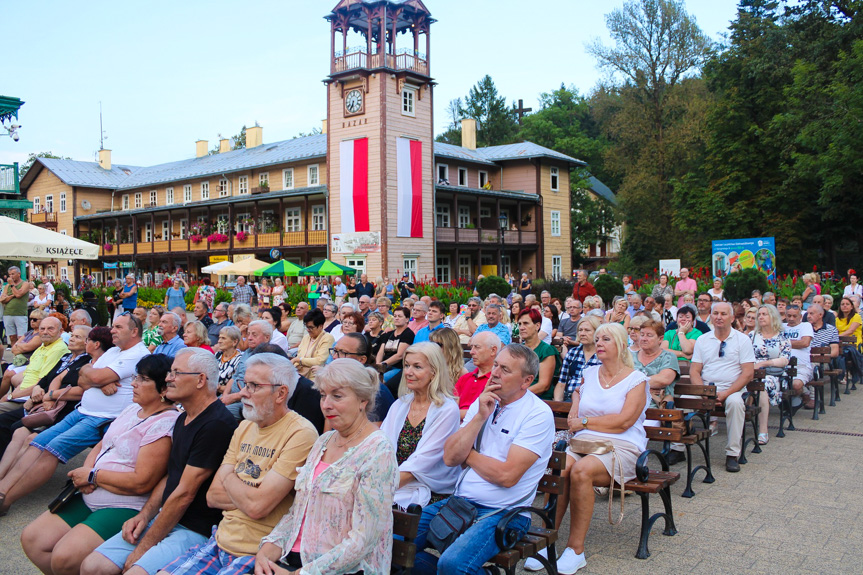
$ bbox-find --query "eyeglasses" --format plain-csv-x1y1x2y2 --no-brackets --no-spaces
245,381,282,393
167,370,202,379
718,340,727,358
330,348,365,358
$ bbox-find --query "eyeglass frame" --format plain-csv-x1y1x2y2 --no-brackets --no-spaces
245,381,283,393
329,348,366,359
166,370,203,380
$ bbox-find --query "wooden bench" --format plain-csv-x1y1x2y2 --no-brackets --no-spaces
808,348,833,419
838,335,858,394
544,401,680,559
486,450,566,574
776,357,798,438
392,505,423,574
668,382,717,497
708,373,765,465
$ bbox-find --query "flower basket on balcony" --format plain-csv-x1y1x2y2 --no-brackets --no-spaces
190,234,204,244
103,243,113,252
236,231,248,242
207,233,229,244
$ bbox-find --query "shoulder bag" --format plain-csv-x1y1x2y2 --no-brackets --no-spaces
21,387,73,430
569,436,625,525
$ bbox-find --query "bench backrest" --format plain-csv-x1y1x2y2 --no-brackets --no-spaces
392,506,422,572
810,346,834,365
544,400,684,442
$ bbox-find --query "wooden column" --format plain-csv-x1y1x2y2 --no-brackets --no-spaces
132,215,138,258
168,210,172,253
253,202,259,249
228,202,234,255
330,20,336,74
279,196,285,247
304,195,309,247
150,212,155,250
517,202,522,244
453,194,459,243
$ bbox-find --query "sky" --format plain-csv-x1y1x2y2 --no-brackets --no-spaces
1,0,741,169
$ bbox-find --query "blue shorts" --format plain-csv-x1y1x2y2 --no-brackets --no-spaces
162,529,257,575
30,409,112,463
95,518,207,575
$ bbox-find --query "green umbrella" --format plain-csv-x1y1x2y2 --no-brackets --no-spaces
299,259,358,276
254,259,302,277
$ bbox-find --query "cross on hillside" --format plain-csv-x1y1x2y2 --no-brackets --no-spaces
514,99,532,124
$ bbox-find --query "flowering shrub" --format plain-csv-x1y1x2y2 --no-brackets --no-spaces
190,234,204,244
236,231,248,241
207,233,229,244
102,243,113,252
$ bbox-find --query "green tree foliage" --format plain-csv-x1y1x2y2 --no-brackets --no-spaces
435,98,463,145
723,268,769,303
208,126,249,155
19,152,72,179
435,77,519,147
593,273,625,306
475,275,512,300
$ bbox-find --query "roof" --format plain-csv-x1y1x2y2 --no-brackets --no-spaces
586,176,617,205
435,184,540,202
34,158,141,189
433,142,497,166
477,142,587,166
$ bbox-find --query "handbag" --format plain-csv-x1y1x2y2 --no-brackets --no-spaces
48,479,78,514
569,436,625,525
21,387,72,430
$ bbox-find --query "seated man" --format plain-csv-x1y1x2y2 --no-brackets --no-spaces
413,343,554,574
221,320,274,420
690,302,755,472
153,312,187,358
82,348,237,575
455,331,501,419
414,301,447,343
784,305,815,409
474,304,512,345
0,316,68,413
453,297,487,345
158,353,317,575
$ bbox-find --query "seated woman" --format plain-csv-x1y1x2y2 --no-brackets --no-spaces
376,307,415,397
750,304,790,445
261,307,291,353
321,302,341,333
633,320,680,411
21,354,179,575
330,310,365,343
428,327,468,393
364,312,386,360
255,359,397,574
605,296,631,329
543,304,560,341
661,306,702,361
183,320,214,353
530,323,649,573
518,308,561,400
214,326,243,396
554,316,603,403
627,316,648,352
381,342,460,508
291,309,335,381
143,306,165,352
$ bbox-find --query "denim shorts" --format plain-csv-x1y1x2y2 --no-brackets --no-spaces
30,409,112,463
95,519,207,575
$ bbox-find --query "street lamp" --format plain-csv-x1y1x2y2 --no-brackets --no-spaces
498,213,507,277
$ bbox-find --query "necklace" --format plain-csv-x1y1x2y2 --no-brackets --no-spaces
324,420,369,452
599,365,625,389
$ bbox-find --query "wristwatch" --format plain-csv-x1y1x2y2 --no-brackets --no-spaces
88,469,98,486
581,417,589,428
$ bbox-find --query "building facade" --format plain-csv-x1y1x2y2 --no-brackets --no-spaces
19,0,584,286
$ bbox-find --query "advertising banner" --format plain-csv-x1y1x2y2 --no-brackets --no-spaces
659,259,681,278
712,237,776,280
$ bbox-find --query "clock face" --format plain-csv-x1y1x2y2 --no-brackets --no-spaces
345,89,363,114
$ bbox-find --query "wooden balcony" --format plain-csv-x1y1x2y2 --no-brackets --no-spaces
29,212,58,229
95,230,329,258
436,227,537,245
332,49,428,76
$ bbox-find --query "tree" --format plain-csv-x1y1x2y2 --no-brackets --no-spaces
208,126,249,155
436,76,518,147
435,98,463,145
19,152,72,179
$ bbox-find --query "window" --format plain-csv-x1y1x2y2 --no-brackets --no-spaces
346,258,366,275
45,195,54,212
436,256,450,284
60,267,68,281
60,192,67,213
285,207,302,232
134,193,142,209
402,86,416,116
201,182,210,200
161,221,169,240
552,255,562,280
550,166,559,191
550,210,561,236
238,176,249,195
501,255,511,277
435,204,450,227
143,222,152,242
218,179,229,197
236,212,252,234
179,219,188,239
32,197,40,213
150,190,157,206
478,171,489,188
259,173,269,188
458,167,467,187
437,164,449,184
480,207,491,219
60,229,67,235
308,165,319,186
403,258,418,280
283,168,294,190
166,187,174,205
312,205,326,231
121,195,129,210
458,206,470,228
216,214,230,233
459,255,471,280
183,185,192,203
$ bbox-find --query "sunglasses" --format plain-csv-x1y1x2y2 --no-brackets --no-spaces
719,340,727,358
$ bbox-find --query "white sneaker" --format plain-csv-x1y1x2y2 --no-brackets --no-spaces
523,547,547,571
557,547,587,575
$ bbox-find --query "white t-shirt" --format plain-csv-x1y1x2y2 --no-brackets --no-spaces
844,284,863,299
783,321,813,371
576,366,650,450
691,329,756,388
540,317,553,345
80,342,151,419
269,329,291,354
457,392,554,508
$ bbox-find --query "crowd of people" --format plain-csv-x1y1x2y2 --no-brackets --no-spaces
0,265,861,575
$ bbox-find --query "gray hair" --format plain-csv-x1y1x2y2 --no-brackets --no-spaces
340,302,357,312
245,353,299,401
486,303,503,314
324,302,339,314
184,320,208,346
359,295,371,304
367,311,384,324
7,266,19,274
313,358,379,418
233,303,252,324
413,301,428,312
471,330,502,350
163,311,182,330
72,325,93,338
176,347,220,393
71,309,92,326
219,325,242,344
541,290,551,297
215,302,229,312
249,319,274,339
468,296,483,306
501,343,540,384
710,301,733,314
30,308,48,321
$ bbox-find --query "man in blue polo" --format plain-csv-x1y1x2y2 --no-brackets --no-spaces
413,301,447,343
474,304,511,345
154,312,187,358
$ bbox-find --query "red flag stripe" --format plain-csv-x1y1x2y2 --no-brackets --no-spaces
410,139,423,237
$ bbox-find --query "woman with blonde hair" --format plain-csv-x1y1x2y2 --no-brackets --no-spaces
381,342,460,508
429,327,468,390
271,277,286,307
751,304,790,445
182,320,214,353
605,296,631,329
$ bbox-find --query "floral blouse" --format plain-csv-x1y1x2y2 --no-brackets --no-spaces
142,327,162,348
262,429,398,575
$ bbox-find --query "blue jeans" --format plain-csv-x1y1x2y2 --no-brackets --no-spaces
414,498,530,575
30,409,112,463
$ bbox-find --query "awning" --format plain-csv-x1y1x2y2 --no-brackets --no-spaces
0,216,98,261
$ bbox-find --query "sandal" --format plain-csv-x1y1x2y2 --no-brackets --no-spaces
758,433,769,445
709,421,719,437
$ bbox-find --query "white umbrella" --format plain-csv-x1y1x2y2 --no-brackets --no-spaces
0,216,99,261
201,260,235,274
218,258,270,275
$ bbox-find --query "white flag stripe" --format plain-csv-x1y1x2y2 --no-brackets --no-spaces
339,140,355,233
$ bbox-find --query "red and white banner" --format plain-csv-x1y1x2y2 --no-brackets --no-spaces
339,138,370,233
397,137,423,238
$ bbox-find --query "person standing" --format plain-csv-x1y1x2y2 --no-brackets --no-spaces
163,278,188,311
0,266,30,346
398,274,415,301
231,276,253,306
571,271,597,303
356,273,375,300
674,268,698,308
193,278,216,314
121,275,139,315
519,273,532,300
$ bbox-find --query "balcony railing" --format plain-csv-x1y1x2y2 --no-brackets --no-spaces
436,227,537,245
97,229,329,258
332,49,428,75
29,212,58,227
0,164,20,193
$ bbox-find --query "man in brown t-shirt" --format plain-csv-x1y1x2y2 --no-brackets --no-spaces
571,271,597,303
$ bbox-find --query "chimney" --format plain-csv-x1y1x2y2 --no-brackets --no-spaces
321,119,327,134
98,149,112,170
246,125,263,148
196,140,208,158
219,138,231,153
461,119,476,150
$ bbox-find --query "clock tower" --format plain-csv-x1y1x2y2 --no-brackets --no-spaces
325,0,435,280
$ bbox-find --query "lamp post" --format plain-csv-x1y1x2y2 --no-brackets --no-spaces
498,213,507,277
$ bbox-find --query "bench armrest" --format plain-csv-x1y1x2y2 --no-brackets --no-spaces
494,506,553,550
636,448,669,482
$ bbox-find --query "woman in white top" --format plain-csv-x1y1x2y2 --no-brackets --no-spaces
271,277,286,307
844,273,863,300
532,323,649,574
709,277,725,301
380,342,460,509
32,283,52,311
443,301,460,328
